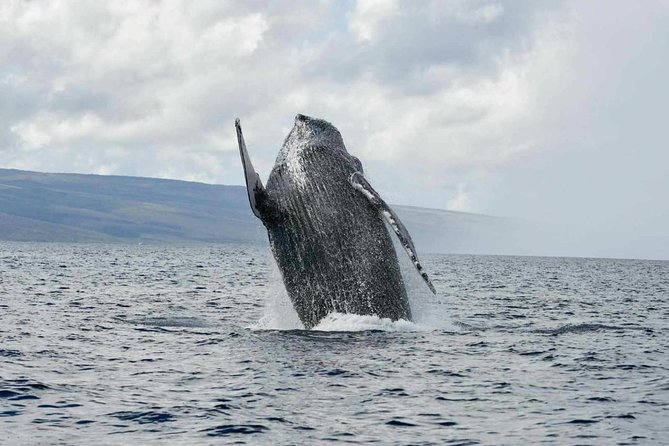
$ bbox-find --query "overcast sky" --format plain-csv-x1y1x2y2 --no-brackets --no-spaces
1,1,668,258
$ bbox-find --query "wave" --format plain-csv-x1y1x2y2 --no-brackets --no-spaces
114,315,211,328
532,323,647,335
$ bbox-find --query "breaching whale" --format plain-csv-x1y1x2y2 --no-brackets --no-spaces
236,114,435,329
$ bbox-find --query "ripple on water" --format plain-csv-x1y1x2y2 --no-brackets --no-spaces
108,411,176,424
0,243,667,444
0,349,22,357
1,379,51,402
202,424,269,436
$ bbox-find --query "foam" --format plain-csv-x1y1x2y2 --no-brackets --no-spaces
249,251,304,330
311,312,420,332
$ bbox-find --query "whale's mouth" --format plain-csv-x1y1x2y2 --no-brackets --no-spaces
292,114,311,138
292,114,319,139
285,114,347,155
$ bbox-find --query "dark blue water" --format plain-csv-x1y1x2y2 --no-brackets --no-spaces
1,242,668,444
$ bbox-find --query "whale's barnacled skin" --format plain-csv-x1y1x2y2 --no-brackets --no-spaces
236,114,433,329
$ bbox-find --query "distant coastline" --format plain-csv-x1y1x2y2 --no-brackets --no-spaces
3,168,664,260
0,168,497,250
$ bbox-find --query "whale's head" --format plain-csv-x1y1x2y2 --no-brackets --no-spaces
284,114,345,151
277,114,362,183
277,114,362,173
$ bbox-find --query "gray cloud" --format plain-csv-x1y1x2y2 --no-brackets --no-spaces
310,1,559,90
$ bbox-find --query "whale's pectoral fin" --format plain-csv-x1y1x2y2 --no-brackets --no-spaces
349,171,437,294
236,118,273,221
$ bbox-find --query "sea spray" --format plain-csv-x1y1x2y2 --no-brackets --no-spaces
389,222,456,331
252,235,457,332
251,250,303,330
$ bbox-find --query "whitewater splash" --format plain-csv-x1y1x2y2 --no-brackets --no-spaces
251,246,456,332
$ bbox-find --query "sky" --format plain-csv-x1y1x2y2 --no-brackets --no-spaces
1,1,668,259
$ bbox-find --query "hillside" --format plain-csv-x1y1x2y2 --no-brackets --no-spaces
0,168,545,254
0,169,264,244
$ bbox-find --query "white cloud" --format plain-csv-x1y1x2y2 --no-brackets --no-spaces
11,112,103,149
348,0,400,42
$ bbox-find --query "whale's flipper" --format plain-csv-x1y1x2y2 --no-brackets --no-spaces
350,171,436,294
236,118,268,220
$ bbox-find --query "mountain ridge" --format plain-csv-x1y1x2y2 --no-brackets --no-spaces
0,167,543,255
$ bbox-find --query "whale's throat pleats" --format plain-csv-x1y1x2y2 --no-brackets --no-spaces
264,146,411,329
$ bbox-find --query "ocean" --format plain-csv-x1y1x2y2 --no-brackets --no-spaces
1,242,667,445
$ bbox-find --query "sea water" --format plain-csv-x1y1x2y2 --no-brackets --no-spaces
1,242,667,444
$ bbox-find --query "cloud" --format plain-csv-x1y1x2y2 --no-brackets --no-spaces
348,0,400,42
474,0,669,256
0,1,573,179
2,0,668,259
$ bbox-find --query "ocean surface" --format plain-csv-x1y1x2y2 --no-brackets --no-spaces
1,242,667,445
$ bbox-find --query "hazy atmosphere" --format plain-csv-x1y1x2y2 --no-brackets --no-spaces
1,1,668,259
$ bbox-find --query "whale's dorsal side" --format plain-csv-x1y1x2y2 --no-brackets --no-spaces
350,171,436,294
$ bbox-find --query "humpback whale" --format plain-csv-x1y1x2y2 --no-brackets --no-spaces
237,114,435,329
